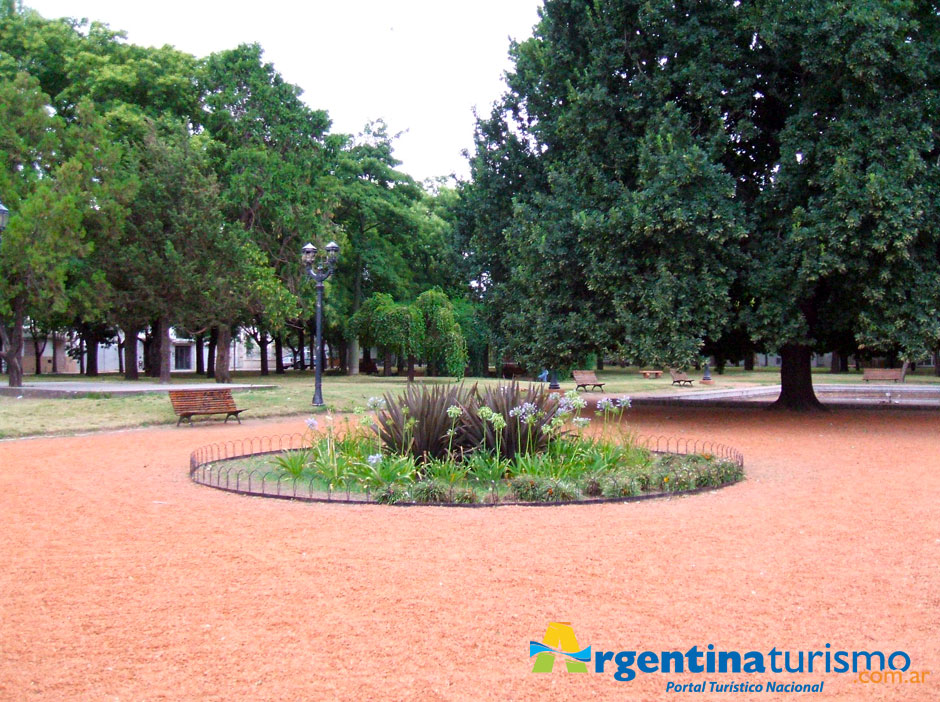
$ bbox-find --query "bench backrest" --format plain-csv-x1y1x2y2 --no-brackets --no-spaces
169,389,238,414
862,368,903,379
669,369,690,381
572,370,599,384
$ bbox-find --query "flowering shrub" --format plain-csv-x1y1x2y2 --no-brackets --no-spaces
255,384,742,505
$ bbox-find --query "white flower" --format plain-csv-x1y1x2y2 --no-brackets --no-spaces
509,402,538,419
446,404,463,420
597,398,615,412
616,396,632,409
367,396,387,410
573,417,591,428
305,417,319,430
367,454,383,466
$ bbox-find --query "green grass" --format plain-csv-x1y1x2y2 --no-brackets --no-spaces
1,365,938,439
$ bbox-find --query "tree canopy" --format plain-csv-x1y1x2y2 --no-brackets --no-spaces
460,0,940,408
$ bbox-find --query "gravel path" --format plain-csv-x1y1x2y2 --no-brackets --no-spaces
0,407,937,701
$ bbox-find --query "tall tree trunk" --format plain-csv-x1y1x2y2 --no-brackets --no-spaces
85,331,99,377
771,344,824,411
259,331,269,376
206,327,217,378
145,323,160,378
117,336,124,375
348,254,363,375
78,337,85,375
274,334,285,374
596,353,604,371
33,335,43,375
1,296,26,387
51,331,58,373
297,326,305,370
407,354,416,383
123,326,140,380
339,340,348,374
195,334,205,375
830,351,840,373
158,316,172,384
934,350,940,377
744,352,754,371
215,326,232,383
839,353,849,373
397,352,405,376
383,349,392,376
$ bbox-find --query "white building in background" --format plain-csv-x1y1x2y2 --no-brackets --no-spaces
19,330,280,375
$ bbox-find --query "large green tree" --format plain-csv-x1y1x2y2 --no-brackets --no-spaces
462,0,940,409
0,72,90,387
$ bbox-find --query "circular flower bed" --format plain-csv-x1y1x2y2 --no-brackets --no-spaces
191,383,745,506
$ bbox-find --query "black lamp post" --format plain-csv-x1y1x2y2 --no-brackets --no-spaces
302,240,339,406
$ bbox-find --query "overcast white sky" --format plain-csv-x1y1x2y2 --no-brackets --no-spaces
26,0,543,182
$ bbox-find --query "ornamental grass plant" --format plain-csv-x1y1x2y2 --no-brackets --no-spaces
263,383,743,504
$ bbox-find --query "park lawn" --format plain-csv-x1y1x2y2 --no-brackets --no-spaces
0,366,938,440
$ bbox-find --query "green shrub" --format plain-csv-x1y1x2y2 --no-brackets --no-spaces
464,451,509,484
375,483,411,504
355,454,416,490
508,475,545,501
601,471,643,498
274,449,310,478
412,479,450,503
508,475,580,502
580,471,605,497
453,487,479,504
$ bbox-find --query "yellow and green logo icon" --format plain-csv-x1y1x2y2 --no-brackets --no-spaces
530,622,592,673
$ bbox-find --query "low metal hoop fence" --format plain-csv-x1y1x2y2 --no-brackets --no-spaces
189,433,744,507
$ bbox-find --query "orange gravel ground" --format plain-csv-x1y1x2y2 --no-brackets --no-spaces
0,407,938,702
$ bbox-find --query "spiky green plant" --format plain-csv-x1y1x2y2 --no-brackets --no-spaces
458,382,564,460
373,383,478,462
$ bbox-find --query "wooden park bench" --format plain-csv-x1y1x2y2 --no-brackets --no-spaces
862,368,905,383
639,369,663,379
669,369,694,386
573,370,605,392
501,361,527,379
169,389,247,426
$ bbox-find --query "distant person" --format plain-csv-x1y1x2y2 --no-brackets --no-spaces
537,369,549,383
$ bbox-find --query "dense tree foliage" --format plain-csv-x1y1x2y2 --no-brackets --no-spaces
0,4,476,386
460,0,940,408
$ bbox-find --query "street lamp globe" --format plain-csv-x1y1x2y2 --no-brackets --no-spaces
325,241,340,264
301,242,317,268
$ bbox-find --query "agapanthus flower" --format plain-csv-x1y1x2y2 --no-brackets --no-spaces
509,402,538,419
367,454,383,466
446,404,463,420
573,417,591,428
367,396,387,411
597,398,616,412
616,396,632,409
305,417,319,430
